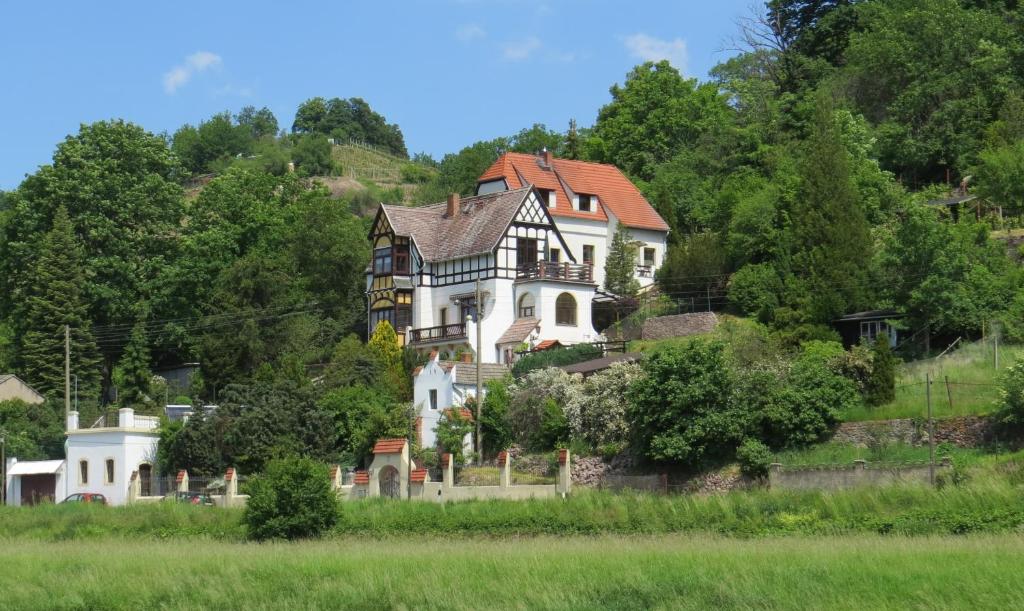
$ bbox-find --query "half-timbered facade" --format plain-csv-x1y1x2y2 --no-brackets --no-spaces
367,186,600,363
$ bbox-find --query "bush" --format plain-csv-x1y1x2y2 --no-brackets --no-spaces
995,361,1024,430
512,344,603,378
507,368,579,451
564,362,644,449
478,380,514,458
864,336,897,406
436,409,474,463
736,438,772,478
728,263,783,322
244,457,338,541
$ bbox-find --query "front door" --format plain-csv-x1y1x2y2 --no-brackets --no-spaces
379,466,401,499
139,464,153,497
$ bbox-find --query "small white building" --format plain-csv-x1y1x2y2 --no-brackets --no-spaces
5,408,160,506
412,352,509,452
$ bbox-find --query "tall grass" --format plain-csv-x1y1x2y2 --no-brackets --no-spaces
842,339,1023,421
3,535,1024,609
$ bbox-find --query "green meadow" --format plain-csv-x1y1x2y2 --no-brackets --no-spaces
3,535,1023,610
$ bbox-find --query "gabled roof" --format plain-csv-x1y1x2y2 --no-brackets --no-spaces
372,438,407,454
354,471,370,485
448,363,510,387
496,317,540,345
534,339,562,351
561,353,643,376
380,187,533,262
410,469,428,484
478,152,669,232
441,407,475,421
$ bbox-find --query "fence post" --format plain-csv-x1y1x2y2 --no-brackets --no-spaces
442,453,454,489
557,449,571,496
329,465,342,492
498,451,510,488
176,470,189,494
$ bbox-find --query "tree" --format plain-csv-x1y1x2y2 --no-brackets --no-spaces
236,106,279,139
789,95,872,323
604,224,640,298
17,207,101,402
478,379,513,458
974,140,1024,216
291,134,334,176
2,121,183,383
318,384,409,465
589,61,733,182
629,340,742,463
244,457,338,541
728,263,784,323
564,119,581,160
435,409,474,463
0,399,64,460
367,321,409,399
657,232,728,304
156,409,223,477
864,335,896,406
995,361,1024,431
112,321,153,408
506,368,578,451
292,97,407,158
564,362,644,450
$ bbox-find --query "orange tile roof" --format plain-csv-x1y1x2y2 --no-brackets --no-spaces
354,470,370,485
478,152,669,231
410,469,428,484
497,451,509,467
534,339,562,351
372,438,407,454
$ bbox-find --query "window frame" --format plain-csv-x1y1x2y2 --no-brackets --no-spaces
549,248,561,263
643,247,656,267
79,460,89,486
518,293,536,319
578,194,592,212
555,292,578,326
429,389,438,411
582,244,595,265
104,458,115,485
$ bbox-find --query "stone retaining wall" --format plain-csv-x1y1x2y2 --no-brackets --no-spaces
769,458,952,491
833,415,994,448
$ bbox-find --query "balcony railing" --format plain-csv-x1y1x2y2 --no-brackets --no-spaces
636,264,653,278
409,323,467,344
517,261,594,283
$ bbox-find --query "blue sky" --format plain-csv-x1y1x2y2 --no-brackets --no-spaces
0,0,752,189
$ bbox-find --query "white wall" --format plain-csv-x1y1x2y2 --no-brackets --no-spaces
65,430,159,506
553,216,611,289
519,281,599,344
413,358,456,449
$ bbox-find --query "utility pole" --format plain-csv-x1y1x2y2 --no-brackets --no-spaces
926,372,935,485
64,325,71,423
475,278,483,460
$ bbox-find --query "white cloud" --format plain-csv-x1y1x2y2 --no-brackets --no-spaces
456,24,486,42
503,36,541,61
162,51,223,94
623,33,688,72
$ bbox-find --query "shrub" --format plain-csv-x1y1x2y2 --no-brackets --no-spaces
728,263,783,322
736,438,772,478
864,336,897,406
512,344,602,378
244,457,338,541
564,361,644,449
478,380,514,458
507,368,579,451
995,361,1024,430
629,339,743,463
436,409,474,464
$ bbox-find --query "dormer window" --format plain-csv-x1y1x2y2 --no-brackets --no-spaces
579,194,592,212
394,237,410,275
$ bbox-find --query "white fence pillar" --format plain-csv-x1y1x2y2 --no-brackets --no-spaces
498,451,511,488
557,449,571,495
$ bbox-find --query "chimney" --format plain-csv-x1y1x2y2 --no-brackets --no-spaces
446,193,460,218
543,148,553,168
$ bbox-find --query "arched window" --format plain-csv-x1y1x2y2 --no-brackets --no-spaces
518,293,536,318
555,293,577,326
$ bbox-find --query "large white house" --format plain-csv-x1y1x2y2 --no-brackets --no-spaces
366,151,669,365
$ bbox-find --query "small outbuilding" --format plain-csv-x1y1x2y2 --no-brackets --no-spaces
834,309,904,349
0,374,45,405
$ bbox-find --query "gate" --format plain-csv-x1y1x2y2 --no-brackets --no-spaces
139,464,153,497
379,466,401,499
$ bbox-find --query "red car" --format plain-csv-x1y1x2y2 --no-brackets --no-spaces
61,493,108,505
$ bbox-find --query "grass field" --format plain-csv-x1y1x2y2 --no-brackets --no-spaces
3,535,1023,609
841,339,1023,422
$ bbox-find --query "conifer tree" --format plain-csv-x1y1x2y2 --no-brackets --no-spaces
367,321,409,399
790,94,872,322
564,119,580,160
113,321,153,407
604,224,640,298
18,207,102,401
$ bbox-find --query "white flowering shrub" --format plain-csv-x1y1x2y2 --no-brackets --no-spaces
565,362,645,448
507,368,582,450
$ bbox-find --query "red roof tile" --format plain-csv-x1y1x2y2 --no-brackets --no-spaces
497,451,509,467
354,470,370,485
478,152,669,232
534,339,562,351
176,470,187,483
372,438,407,454
224,467,235,481
442,453,453,468
410,469,428,484
558,449,569,465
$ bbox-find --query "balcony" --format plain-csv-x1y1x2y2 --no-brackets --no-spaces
517,261,594,283
409,323,467,344
636,264,653,278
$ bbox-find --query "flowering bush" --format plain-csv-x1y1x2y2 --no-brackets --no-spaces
565,362,644,448
507,368,580,451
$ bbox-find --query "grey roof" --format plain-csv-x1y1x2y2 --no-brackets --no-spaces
836,309,905,322
381,187,532,262
496,317,540,345
641,312,719,341
448,362,511,386
927,194,977,207
561,353,643,376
